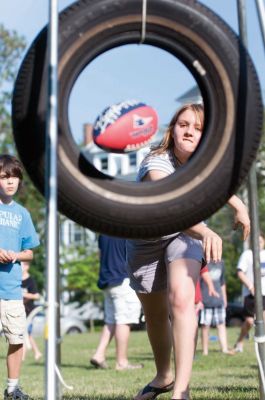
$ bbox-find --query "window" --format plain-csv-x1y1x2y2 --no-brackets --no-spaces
101,157,108,170
129,153,137,166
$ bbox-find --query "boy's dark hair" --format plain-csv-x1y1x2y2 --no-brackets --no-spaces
0,154,23,181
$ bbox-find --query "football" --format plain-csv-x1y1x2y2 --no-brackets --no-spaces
92,100,158,152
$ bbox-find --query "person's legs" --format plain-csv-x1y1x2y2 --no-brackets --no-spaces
22,344,27,362
134,291,173,399
110,278,143,370
217,323,230,353
235,295,255,352
167,258,200,400
1,300,29,398
201,325,210,355
91,288,115,367
234,317,254,351
7,344,23,378
114,324,130,368
214,307,233,354
28,335,42,360
91,324,115,364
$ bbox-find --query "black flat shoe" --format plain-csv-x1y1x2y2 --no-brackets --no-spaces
134,381,174,399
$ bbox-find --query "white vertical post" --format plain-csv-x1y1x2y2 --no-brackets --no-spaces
256,0,265,47
237,1,265,398
45,0,59,399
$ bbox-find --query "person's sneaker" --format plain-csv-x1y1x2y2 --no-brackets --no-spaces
234,343,243,353
4,387,29,400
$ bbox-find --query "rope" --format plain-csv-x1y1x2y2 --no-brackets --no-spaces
25,303,74,391
55,364,74,390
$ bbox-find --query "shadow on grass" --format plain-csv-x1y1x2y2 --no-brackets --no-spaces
219,373,257,380
194,384,258,400
60,363,92,369
62,396,130,400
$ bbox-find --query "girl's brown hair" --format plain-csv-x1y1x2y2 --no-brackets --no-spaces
151,103,204,155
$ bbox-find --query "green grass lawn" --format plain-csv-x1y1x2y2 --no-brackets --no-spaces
0,327,260,399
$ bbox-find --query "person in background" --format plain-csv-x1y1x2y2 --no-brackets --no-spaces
126,103,250,400
234,233,265,353
90,234,143,371
199,260,234,355
21,261,42,361
0,154,39,400
195,265,219,316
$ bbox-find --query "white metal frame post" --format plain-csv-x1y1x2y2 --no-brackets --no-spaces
237,1,265,398
45,0,59,399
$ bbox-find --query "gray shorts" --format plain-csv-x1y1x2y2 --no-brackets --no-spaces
126,233,204,294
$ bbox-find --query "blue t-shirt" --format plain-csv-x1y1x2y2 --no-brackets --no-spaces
0,201,40,300
97,235,127,289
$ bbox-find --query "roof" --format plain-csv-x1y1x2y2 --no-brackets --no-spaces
176,85,202,103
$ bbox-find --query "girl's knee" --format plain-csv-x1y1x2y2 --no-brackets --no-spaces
168,290,194,314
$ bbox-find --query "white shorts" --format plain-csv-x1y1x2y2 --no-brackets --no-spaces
104,278,141,325
0,299,26,344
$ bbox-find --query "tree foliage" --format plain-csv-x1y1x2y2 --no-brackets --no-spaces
0,24,26,151
61,247,101,303
208,112,265,300
0,24,46,290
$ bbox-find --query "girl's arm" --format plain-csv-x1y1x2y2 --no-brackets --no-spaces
227,195,250,240
184,223,222,263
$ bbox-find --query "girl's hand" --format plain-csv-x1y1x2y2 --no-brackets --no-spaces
228,195,250,240
184,224,222,263
233,206,250,241
201,228,222,264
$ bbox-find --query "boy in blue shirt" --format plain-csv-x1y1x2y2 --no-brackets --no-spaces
0,154,39,400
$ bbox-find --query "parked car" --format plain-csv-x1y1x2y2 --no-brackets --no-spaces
226,301,245,327
29,307,88,336
63,300,104,321
5,301,104,337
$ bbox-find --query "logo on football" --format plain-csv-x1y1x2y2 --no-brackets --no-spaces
92,100,158,153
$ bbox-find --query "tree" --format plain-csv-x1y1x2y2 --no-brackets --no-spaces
0,25,46,290
61,246,101,303
0,24,26,151
208,110,265,300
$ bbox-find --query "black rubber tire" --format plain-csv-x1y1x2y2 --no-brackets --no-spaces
12,0,263,238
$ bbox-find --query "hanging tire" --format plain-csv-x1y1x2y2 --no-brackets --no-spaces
12,0,263,238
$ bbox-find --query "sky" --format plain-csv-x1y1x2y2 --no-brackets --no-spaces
1,0,265,144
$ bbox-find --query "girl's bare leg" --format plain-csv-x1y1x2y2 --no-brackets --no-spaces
134,291,173,399
167,258,200,400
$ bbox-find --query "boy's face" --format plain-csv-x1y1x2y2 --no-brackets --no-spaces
0,174,20,199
